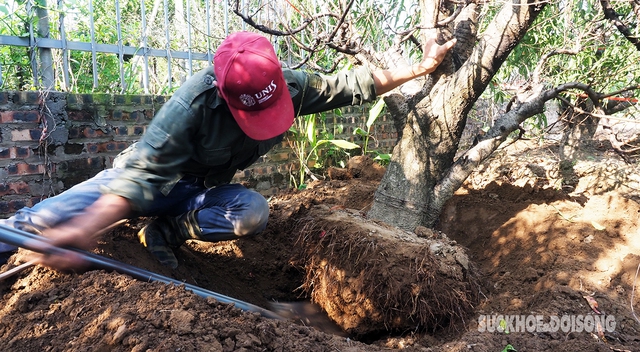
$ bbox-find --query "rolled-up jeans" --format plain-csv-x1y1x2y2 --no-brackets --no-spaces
0,168,270,252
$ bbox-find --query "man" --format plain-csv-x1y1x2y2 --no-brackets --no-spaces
0,31,455,269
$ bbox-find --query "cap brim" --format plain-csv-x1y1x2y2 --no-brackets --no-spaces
228,89,295,141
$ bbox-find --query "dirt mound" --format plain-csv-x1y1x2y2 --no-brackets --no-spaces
0,267,358,352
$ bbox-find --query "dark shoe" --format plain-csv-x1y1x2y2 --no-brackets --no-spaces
138,211,203,269
138,219,180,269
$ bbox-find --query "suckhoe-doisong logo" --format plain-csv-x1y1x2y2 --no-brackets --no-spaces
477,314,616,334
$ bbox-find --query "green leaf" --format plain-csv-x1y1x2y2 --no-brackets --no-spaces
353,127,369,137
501,344,517,352
306,115,316,143
328,140,360,149
367,98,385,129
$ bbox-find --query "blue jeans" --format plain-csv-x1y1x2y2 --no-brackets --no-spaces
0,168,269,251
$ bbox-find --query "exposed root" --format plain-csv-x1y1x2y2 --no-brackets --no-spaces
291,205,479,337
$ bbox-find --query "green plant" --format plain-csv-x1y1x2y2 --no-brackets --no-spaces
501,344,517,352
353,98,392,165
372,152,391,166
287,111,360,189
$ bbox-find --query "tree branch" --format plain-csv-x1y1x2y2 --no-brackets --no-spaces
232,0,337,36
600,0,640,51
231,0,376,72
432,81,637,218
532,47,581,85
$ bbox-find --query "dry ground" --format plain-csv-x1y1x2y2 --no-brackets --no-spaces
1,140,640,352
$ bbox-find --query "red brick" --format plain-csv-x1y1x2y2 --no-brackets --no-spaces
68,126,81,139
14,146,31,158
0,92,9,104
83,127,107,138
0,181,30,196
114,126,128,136
0,147,32,160
16,91,42,105
68,110,94,121
5,162,47,176
0,110,40,123
111,110,124,120
85,141,128,153
268,152,289,162
18,163,46,175
132,111,149,123
11,129,43,141
68,126,108,139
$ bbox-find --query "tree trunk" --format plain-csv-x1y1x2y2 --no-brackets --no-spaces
559,98,598,160
368,0,546,230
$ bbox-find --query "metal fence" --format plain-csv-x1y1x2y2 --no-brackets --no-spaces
0,0,275,94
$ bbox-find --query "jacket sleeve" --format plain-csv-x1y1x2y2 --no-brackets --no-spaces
284,66,378,116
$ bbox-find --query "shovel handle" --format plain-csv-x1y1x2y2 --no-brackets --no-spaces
0,223,283,320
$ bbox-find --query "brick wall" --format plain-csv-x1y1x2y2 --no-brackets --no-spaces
0,91,397,218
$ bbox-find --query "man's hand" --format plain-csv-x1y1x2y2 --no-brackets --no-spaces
418,35,457,75
373,32,457,95
35,194,131,270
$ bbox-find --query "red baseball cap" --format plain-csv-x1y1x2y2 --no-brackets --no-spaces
214,32,294,141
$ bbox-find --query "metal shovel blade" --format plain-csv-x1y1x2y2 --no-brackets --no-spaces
268,300,347,336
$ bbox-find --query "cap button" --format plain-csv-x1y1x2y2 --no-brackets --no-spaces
238,48,245,53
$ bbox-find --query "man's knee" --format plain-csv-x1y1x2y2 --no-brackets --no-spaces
233,191,269,236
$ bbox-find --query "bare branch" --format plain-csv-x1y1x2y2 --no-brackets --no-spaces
231,0,339,37
601,85,640,101
557,95,620,120
532,47,581,84
600,0,640,51
324,0,356,46
632,0,640,21
230,0,372,72
436,1,468,27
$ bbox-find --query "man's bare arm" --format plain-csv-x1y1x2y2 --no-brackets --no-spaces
37,194,131,269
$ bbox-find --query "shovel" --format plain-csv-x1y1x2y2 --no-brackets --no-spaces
0,223,284,320
0,224,346,334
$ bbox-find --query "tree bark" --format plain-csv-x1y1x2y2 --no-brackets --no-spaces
368,0,546,230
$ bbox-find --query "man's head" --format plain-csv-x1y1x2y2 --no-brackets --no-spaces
214,31,294,141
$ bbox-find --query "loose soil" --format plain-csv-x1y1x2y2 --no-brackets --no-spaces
1,140,640,352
